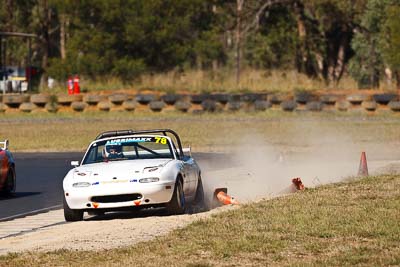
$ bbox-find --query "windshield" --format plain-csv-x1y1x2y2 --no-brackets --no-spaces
82,136,175,165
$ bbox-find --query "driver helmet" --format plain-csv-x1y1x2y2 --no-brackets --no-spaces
103,144,122,158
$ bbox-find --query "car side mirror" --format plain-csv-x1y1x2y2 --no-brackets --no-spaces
71,161,80,167
182,146,191,157
0,139,9,150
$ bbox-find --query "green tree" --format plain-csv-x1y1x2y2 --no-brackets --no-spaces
244,3,298,70
0,1,39,71
6,0,400,91
45,0,221,82
380,3,400,88
348,0,388,88
294,0,367,87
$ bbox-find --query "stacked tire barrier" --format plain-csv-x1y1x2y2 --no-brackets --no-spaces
0,91,400,114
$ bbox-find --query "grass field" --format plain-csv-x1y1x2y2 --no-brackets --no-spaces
1,174,399,266
42,69,361,94
1,111,400,153
1,111,400,266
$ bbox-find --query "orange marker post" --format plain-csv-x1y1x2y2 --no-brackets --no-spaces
216,191,239,205
358,151,369,176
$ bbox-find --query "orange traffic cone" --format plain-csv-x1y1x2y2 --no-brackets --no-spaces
292,177,305,190
216,191,239,205
358,151,369,176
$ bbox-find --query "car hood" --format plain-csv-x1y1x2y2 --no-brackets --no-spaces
72,158,174,181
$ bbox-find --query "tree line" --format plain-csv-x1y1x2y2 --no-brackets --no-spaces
1,0,399,89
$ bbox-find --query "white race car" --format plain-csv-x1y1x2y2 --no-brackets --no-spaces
63,129,204,221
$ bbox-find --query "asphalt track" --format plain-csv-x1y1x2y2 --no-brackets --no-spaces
0,152,228,221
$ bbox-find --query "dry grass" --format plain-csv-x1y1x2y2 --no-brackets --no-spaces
40,69,360,94
1,111,400,265
1,111,400,152
137,69,359,93
40,77,127,94
1,174,399,266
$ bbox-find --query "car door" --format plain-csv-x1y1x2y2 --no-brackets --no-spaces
171,142,191,197
182,156,198,196
179,160,192,197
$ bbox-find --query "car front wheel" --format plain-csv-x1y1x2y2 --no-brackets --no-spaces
166,179,185,215
63,196,84,222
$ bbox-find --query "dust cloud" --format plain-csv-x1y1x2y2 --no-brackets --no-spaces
200,127,378,204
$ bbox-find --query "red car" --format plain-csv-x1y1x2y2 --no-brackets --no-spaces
0,140,16,195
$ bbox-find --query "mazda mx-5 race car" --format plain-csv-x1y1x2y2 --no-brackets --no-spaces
0,140,16,195
63,129,204,221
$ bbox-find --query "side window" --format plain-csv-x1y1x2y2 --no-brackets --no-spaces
122,144,136,158
83,142,108,165
96,145,105,161
84,146,97,164
84,145,104,164
171,142,179,159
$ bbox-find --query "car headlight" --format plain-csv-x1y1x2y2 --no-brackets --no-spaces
72,182,91,187
139,177,159,183
73,171,92,179
143,167,161,173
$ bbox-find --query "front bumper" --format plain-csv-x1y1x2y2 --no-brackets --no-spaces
64,181,175,210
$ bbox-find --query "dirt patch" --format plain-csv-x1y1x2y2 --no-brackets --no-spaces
0,166,248,256
0,206,236,255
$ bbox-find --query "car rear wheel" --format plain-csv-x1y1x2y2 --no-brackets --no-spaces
63,196,84,222
166,179,185,215
187,175,208,213
193,176,205,207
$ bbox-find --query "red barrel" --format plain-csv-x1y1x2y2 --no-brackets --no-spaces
73,75,80,94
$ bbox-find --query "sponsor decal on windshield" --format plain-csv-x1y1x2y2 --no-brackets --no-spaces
106,137,153,145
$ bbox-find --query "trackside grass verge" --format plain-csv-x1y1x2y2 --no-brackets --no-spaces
1,111,400,152
1,175,399,266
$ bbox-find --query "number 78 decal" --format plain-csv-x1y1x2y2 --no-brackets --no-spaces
154,137,168,144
